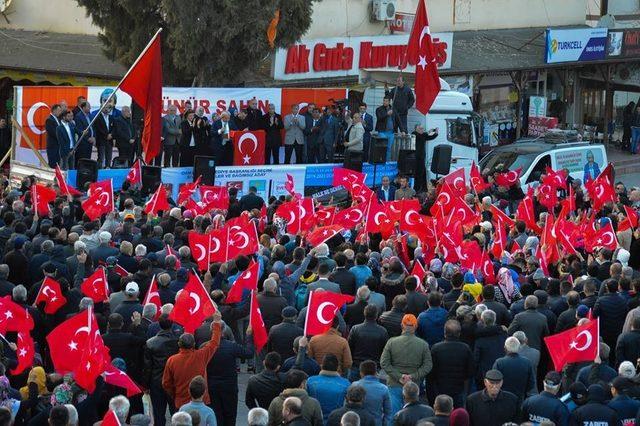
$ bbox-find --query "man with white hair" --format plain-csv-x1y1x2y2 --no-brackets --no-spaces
65,404,78,426
257,278,288,332
344,286,371,328
135,244,147,258
618,360,637,378
521,371,569,426
507,295,549,351
492,336,536,403
313,243,336,272
248,407,269,426
109,395,131,424
90,231,118,265
513,331,540,374
171,411,192,426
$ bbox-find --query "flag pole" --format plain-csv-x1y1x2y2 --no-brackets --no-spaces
66,28,164,161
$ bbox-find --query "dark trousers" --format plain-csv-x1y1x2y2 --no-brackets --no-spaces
319,141,335,163
209,383,238,426
97,142,113,168
150,385,175,426
46,146,60,168
306,142,320,164
398,114,409,133
265,144,279,165
163,144,180,167
284,143,304,164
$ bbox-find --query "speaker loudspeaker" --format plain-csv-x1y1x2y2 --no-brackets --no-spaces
398,150,416,177
343,150,363,173
142,165,162,195
76,159,98,190
193,156,216,186
370,135,388,165
431,145,452,176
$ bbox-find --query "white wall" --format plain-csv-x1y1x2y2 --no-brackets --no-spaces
0,0,98,34
607,0,640,15
305,0,587,38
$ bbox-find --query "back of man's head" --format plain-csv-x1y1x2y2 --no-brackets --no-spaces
178,333,195,350
108,313,124,331
264,352,281,371
171,412,192,426
346,385,366,404
109,395,130,424
321,354,339,372
48,405,69,426
284,369,308,389
402,381,420,403
188,375,206,400
247,408,269,426
340,411,360,426
434,394,453,415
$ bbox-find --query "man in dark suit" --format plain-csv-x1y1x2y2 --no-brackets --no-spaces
56,109,80,170
45,104,63,168
319,106,339,163
375,97,401,162
239,186,265,211
73,101,96,167
304,108,323,164
113,106,136,164
245,98,264,131
263,104,283,165
359,103,374,162
94,106,114,168
376,176,396,202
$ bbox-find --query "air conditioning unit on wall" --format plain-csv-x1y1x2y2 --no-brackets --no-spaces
372,0,396,21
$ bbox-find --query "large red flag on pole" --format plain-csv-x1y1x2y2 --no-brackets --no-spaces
119,30,163,163
405,0,441,114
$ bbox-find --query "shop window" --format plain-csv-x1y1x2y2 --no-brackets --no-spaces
446,118,473,146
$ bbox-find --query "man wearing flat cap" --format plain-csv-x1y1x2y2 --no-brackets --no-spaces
466,369,519,426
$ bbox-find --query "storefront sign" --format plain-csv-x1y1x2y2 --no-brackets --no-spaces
528,96,547,118
545,28,607,64
274,33,453,81
389,13,415,33
607,30,624,58
623,29,640,57
528,116,558,137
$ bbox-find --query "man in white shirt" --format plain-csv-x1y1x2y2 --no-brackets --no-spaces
55,109,79,170
284,104,306,164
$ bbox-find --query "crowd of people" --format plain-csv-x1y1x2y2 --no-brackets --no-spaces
42,77,436,175
0,147,637,426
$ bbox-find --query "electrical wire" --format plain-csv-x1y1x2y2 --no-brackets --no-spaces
0,28,103,57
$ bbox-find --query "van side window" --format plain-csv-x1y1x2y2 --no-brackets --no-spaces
526,154,551,184
446,118,472,146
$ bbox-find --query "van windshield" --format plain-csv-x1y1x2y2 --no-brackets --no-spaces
479,151,538,172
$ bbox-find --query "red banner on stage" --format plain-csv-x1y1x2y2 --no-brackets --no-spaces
232,130,266,166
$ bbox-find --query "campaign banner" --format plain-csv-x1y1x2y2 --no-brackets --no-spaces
12,86,346,167
528,116,558,137
545,28,607,64
214,165,306,200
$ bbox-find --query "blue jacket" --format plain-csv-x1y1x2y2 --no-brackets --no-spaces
417,307,448,347
306,372,351,422
319,114,339,146
492,353,537,403
608,394,640,425
349,265,373,289
583,161,601,183
521,391,570,426
352,376,392,426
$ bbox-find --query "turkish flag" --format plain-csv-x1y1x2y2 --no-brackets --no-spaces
226,261,259,304
495,168,522,188
365,199,395,238
189,231,211,271
445,197,478,227
101,411,122,426
437,219,463,262
34,276,67,314
104,364,142,397
585,221,618,253
456,240,482,271
76,326,111,393
199,185,229,211
333,203,367,229
619,205,639,232
81,268,109,303
114,264,129,278
557,223,578,255
332,168,366,190
284,173,302,200
31,183,57,216
480,251,496,284
169,272,216,333
305,291,354,336
144,184,170,216
491,220,507,259
126,159,143,185
489,204,515,228
250,290,268,352
585,163,617,211
47,308,100,374
227,216,259,260
429,182,457,217
54,165,82,196
544,319,599,371
232,130,266,165
9,331,35,375
142,276,161,319
516,191,540,233
470,161,490,194
0,296,34,335
306,225,343,247
314,206,336,226
442,168,466,197
82,179,114,221
276,198,314,234
410,261,427,291
178,176,201,205
400,207,428,234
119,31,162,163
537,184,558,211
543,167,567,190
405,0,441,114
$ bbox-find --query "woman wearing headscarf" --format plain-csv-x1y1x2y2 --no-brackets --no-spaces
0,376,19,422
380,258,407,310
19,366,47,401
495,267,522,308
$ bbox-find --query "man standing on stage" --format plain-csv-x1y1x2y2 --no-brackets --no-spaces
385,76,415,134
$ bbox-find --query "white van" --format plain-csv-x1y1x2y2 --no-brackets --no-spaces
362,81,479,174
478,133,608,189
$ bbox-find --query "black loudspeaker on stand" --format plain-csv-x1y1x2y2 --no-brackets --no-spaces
76,159,98,190
141,165,162,195
370,135,388,165
398,150,417,177
343,150,363,173
431,144,452,176
193,156,216,186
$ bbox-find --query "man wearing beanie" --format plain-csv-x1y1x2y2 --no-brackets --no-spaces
380,314,432,416
570,384,618,425
521,371,569,426
267,306,303,361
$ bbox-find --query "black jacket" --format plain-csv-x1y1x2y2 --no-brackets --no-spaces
206,338,253,387
473,325,507,386
245,369,286,409
143,329,179,386
238,192,265,212
327,403,376,426
492,353,537,403
374,105,400,133
405,290,428,317
257,292,288,332
430,339,474,395
267,320,304,360
344,300,367,328
594,293,628,345
615,329,640,366
385,85,415,115
521,391,570,426
378,307,404,337
103,330,145,380
555,307,578,333
466,389,519,426
507,308,550,350
570,401,618,426
348,319,389,367
329,268,356,296
392,402,434,426
482,300,512,327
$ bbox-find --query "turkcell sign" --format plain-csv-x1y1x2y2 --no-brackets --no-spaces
545,28,608,63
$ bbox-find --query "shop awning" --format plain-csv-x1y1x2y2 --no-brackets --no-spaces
0,28,126,81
